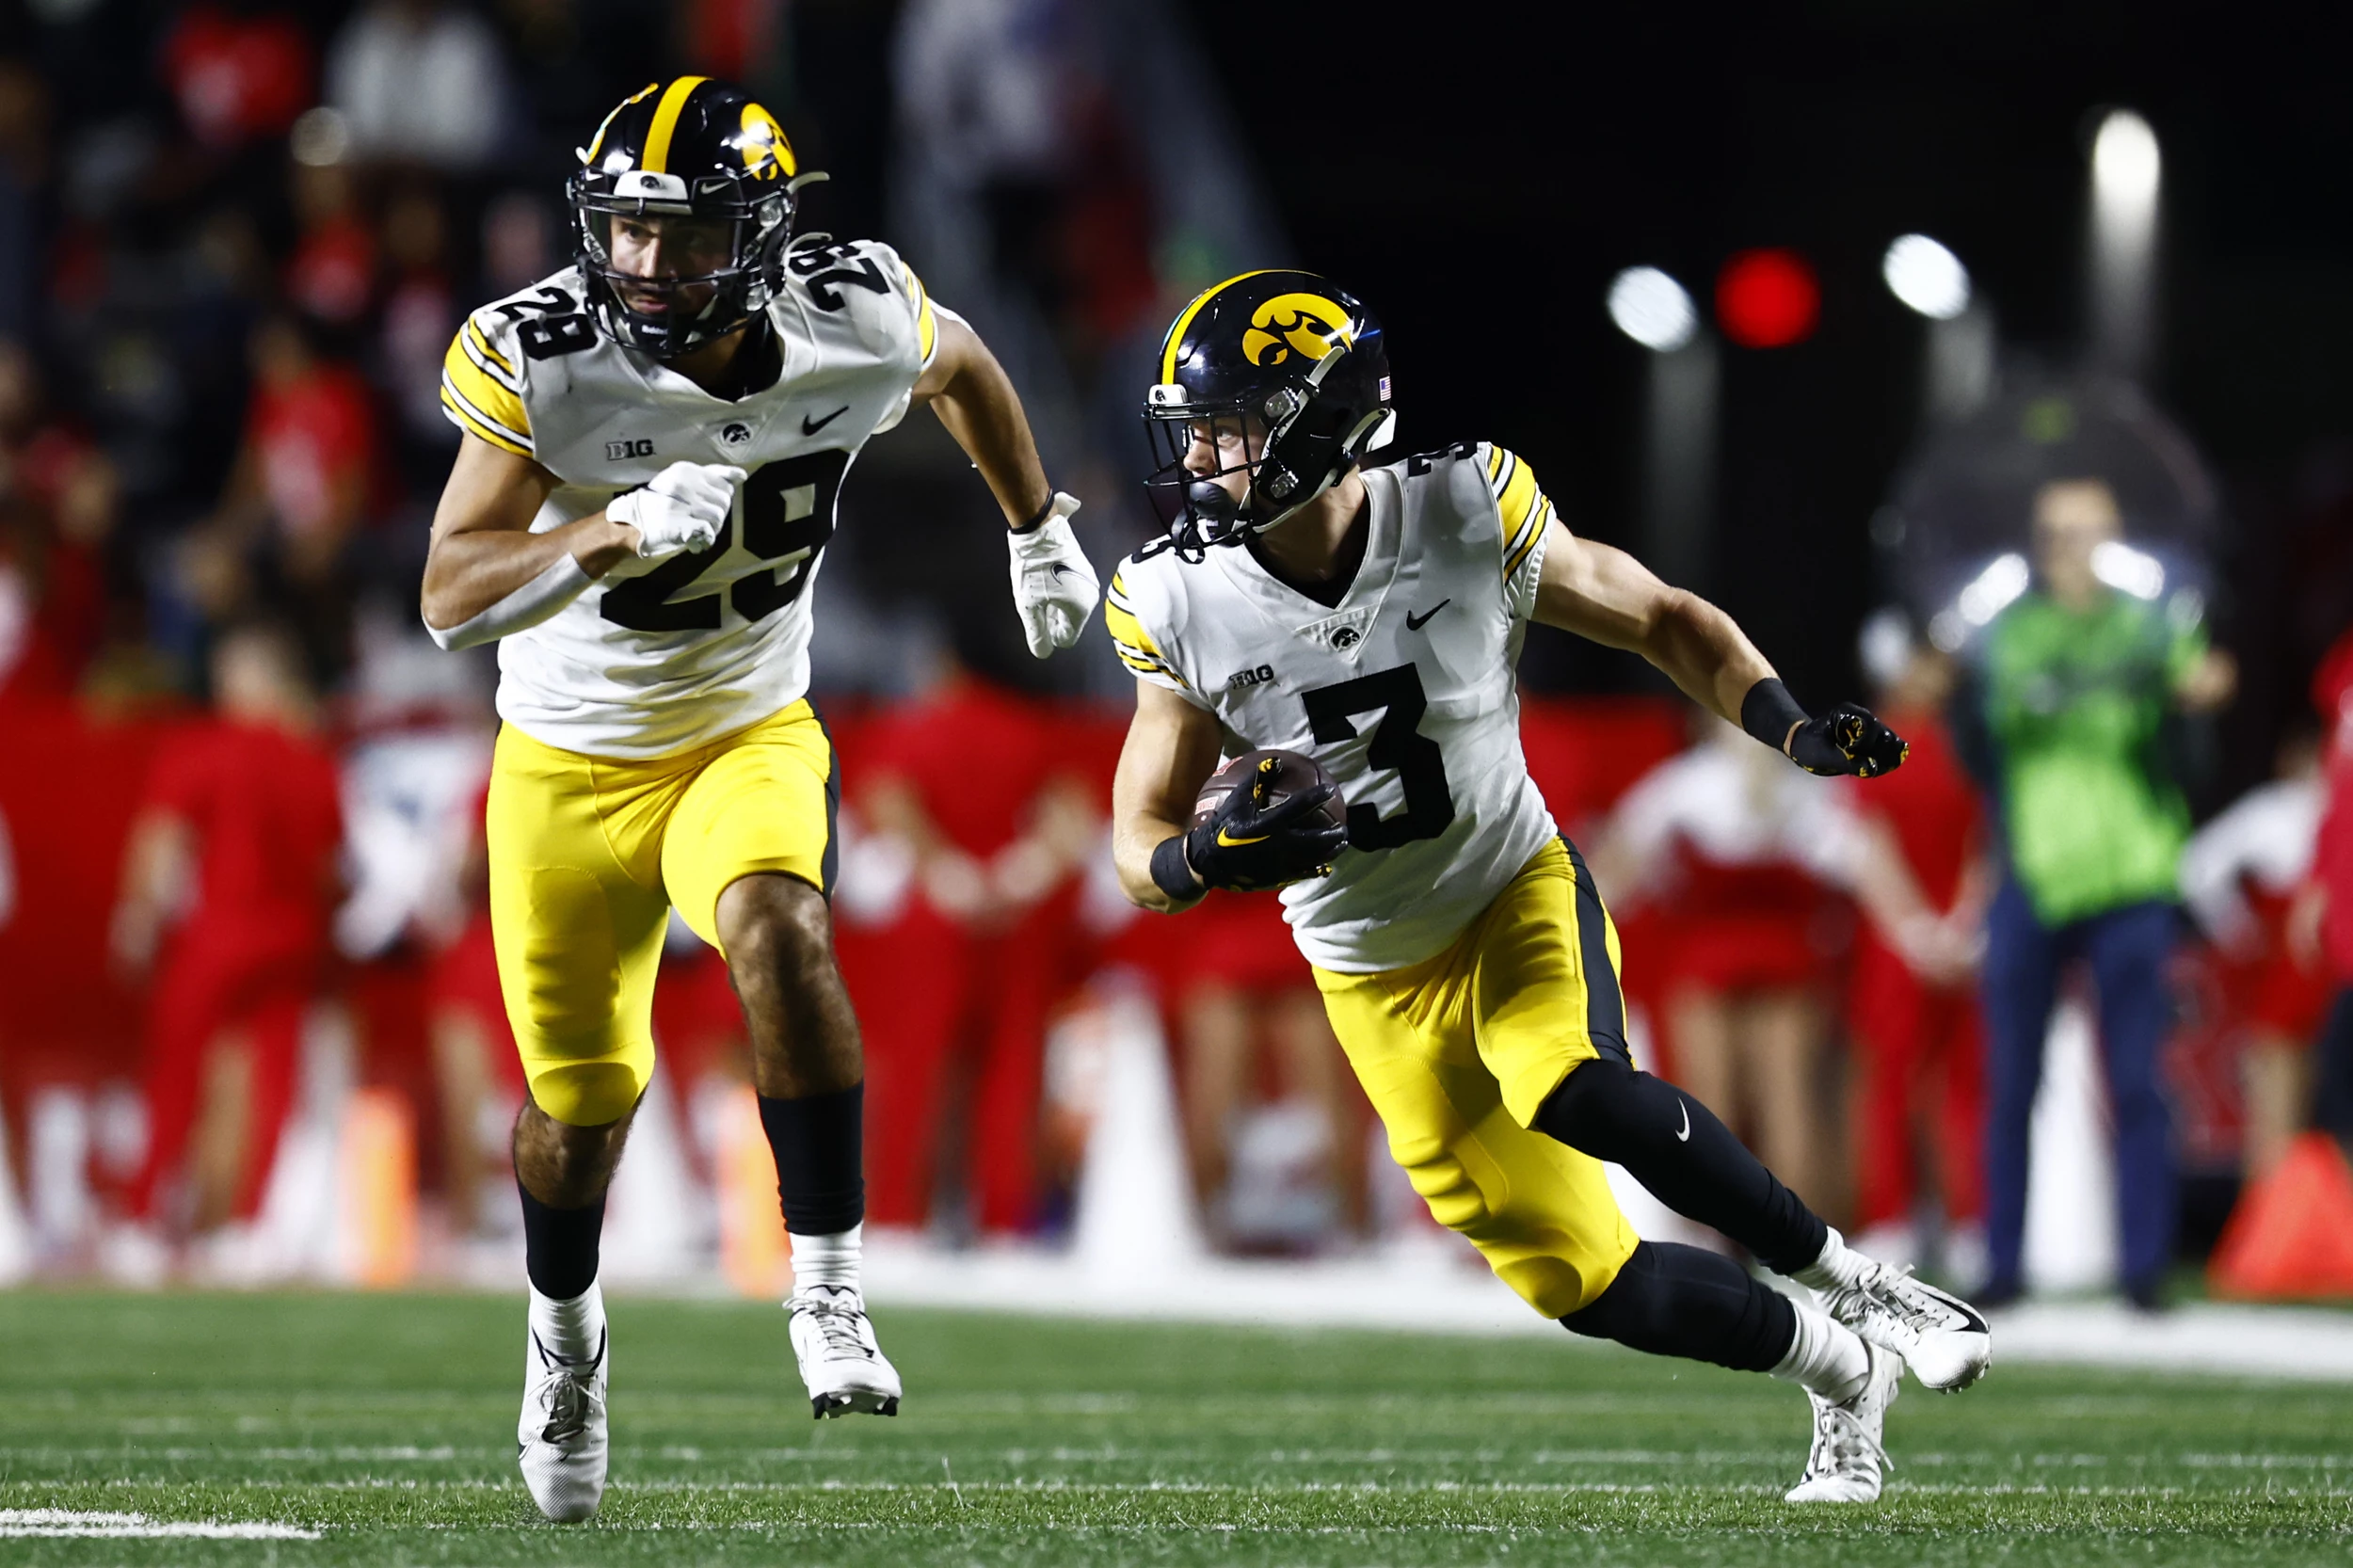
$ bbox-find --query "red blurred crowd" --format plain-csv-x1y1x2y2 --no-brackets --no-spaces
9,625,2353,1281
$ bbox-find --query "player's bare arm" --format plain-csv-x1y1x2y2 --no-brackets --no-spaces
911,312,1053,527
1111,682,1226,912
1529,520,1775,725
418,436,636,633
913,311,1103,657
1532,516,1909,779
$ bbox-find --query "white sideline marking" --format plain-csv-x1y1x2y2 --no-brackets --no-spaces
855,1236,2353,1383
0,1509,320,1539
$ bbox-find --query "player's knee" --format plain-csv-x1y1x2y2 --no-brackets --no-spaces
1532,1056,1640,1149
529,1061,645,1128
718,874,836,990
1399,1146,1498,1233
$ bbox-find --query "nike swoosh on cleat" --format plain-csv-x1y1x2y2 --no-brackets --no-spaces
802,405,851,436
1048,563,1077,579
1404,600,1451,632
1675,1100,1690,1142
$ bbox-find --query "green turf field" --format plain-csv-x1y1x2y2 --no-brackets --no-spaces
0,1289,2345,1565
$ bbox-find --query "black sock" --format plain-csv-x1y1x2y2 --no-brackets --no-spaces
1533,1059,1828,1274
518,1182,604,1300
1561,1240,1797,1372
758,1082,865,1234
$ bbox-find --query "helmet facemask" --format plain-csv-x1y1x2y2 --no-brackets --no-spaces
570,168,794,359
1144,344,1393,561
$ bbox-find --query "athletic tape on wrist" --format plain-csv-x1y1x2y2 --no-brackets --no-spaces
1739,677,1809,756
426,552,593,652
1149,835,1203,904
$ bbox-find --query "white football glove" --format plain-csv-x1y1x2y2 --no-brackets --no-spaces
1006,492,1099,658
609,461,744,558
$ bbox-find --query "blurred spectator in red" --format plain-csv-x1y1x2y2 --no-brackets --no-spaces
840,661,1098,1234
283,153,376,328
376,183,461,479
1162,891,1364,1252
1594,718,1858,1213
0,343,117,703
162,4,315,152
0,61,50,344
2296,631,2353,1150
184,315,376,673
1842,613,1992,1275
109,624,342,1264
2180,729,2328,1181
327,1,507,171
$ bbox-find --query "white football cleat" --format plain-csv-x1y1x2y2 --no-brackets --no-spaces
787,1284,901,1418
1785,1343,1900,1503
1819,1260,1992,1392
518,1316,609,1521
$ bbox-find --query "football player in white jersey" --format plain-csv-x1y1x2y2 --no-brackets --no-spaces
1104,271,1990,1504
418,78,1098,1521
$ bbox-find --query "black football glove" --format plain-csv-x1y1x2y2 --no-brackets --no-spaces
1787,702,1910,779
1185,760,1352,892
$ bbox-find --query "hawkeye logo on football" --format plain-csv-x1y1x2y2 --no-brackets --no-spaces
1242,294,1354,367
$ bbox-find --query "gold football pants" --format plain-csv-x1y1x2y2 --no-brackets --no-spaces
487,700,837,1127
1315,838,1641,1318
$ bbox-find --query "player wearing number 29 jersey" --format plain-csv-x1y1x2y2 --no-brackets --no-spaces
1107,439,1555,972
424,77,1099,1523
441,238,937,759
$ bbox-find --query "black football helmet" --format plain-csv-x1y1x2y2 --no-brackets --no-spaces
1144,270,1395,556
568,76,821,359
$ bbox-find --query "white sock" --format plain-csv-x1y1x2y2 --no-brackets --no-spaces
1791,1225,1865,1292
1771,1295,1870,1404
528,1279,604,1363
790,1224,862,1294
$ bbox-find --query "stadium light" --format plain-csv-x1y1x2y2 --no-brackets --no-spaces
1881,234,1971,320
2090,539,2165,600
1715,249,1819,349
2089,109,2160,376
1956,552,2030,627
1608,267,1698,352
2093,110,2162,215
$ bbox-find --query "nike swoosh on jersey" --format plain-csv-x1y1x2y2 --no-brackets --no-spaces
1404,599,1451,632
1675,1100,1690,1142
802,405,851,436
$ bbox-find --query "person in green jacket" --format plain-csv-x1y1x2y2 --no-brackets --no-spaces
1976,476,2235,1309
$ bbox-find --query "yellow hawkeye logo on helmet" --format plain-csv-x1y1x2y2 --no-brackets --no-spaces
734,102,795,180
1241,293,1355,367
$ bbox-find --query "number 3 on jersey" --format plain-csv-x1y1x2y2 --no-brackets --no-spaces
600,449,849,632
1301,664,1455,850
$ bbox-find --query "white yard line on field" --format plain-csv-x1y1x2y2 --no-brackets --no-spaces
855,1238,2353,1382
0,1509,320,1539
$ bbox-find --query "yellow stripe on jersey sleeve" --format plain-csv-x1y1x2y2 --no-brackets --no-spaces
902,262,938,367
440,326,533,457
1505,494,1550,582
464,319,516,383
1104,572,1191,689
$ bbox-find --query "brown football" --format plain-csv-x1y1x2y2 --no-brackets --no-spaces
1191,748,1348,835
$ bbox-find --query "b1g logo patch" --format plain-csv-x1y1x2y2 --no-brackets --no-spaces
605,438,655,460
1226,664,1276,691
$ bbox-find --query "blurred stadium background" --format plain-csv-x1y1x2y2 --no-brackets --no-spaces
2,0,2353,1370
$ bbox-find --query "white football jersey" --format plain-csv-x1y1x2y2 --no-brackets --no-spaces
439,240,940,759
1107,441,1561,972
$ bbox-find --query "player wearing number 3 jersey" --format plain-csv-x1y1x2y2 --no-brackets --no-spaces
420,78,1097,1523
1106,271,1988,1505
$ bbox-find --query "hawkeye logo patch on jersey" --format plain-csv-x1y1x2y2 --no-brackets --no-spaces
1242,293,1355,367
1226,664,1276,691
605,438,655,460
722,423,752,446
